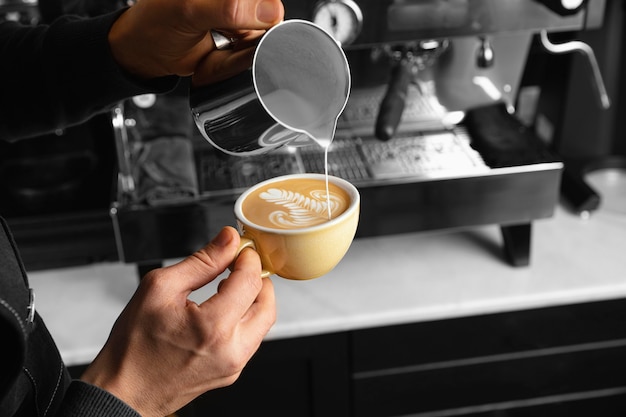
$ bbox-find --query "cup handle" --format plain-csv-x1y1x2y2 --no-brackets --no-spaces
231,237,273,278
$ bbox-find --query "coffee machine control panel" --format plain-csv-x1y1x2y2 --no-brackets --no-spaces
284,0,605,49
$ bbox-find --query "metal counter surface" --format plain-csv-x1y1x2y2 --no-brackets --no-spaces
28,205,626,367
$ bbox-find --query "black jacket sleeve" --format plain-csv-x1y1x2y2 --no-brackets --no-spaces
0,12,179,141
54,381,141,417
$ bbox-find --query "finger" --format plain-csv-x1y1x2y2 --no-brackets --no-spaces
192,28,266,85
191,46,255,86
240,276,276,337
200,248,264,324
190,0,284,32
224,276,276,365
165,226,241,294
215,28,267,44
211,28,266,50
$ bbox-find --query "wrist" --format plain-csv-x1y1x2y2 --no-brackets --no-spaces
80,355,160,417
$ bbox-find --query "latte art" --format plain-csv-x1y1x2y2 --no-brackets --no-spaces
261,187,345,228
241,178,350,230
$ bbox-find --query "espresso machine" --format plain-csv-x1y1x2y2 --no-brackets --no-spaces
109,0,609,273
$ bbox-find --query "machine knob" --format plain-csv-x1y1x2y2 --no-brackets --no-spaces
534,0,587,16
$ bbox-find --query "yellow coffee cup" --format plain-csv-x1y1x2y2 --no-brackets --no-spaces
233,173,360,280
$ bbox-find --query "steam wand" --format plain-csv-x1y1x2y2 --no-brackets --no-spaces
539,30,610,109
539,30,610,217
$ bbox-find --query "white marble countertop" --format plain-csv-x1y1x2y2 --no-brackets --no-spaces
28,204,626,366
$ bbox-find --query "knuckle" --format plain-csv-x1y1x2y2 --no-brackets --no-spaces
266,308,277,327
246,271,263,293
221,0,243,27
140,268,169,292
220,372,242,388
190,250,222,272
220,353,246,377
197,330,250,376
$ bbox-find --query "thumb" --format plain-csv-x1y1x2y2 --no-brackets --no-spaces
165,226,241,293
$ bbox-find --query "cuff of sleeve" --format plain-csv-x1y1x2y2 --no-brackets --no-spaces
55,380,141,417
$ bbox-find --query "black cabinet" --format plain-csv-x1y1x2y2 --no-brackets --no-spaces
176,298,626,417
351,298,626,416
178,332,351,417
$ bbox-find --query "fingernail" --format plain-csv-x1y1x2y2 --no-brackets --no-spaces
257,1,279,23
213,227,233,247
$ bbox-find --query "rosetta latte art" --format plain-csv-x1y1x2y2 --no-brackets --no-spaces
260,187,344,228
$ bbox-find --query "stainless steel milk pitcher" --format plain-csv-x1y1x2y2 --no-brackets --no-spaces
190,19,351,156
